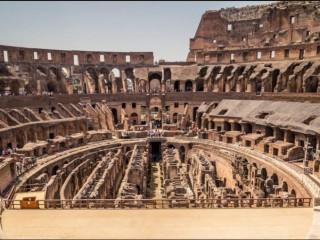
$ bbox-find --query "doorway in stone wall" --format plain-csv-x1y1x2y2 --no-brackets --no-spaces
150,142,161,162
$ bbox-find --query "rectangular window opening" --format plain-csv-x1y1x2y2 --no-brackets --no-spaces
100,54,105,62
73,55,79,65
270,50,275,59
284,49,289,58
3,50,8,62
126,55,130,63
257,51,262,59
34,52,38,60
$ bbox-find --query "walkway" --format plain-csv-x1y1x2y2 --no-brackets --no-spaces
2,208,313,239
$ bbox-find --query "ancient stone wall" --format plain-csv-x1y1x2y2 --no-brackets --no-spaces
187,1,320,64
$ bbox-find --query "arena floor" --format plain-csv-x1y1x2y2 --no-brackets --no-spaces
1,208,314,239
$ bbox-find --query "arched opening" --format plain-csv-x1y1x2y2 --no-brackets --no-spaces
111,68,121,93
245,124,253,134
224,122,231,131
282,181,288,192
314,160,320,173
256,79,262,93
185,80,193,92
196,79,204,91
305,76,319,93
111,108,118,124
167,144,175,149
130,113,138,125
173,113,178,124
291,189,296,197
150,97,162,128
265,126,274,137
234,122,241,131
136,184,141,195
309,135,317,151
261,168,268,180
179,145,186,163
203,118,209,130
85,68,99,93
137,79,147,93
16,130,25,148
271,173,279,185
126,79,134,92
125,68,134,93
174,81,180,92
149,72,161,93
164,68,171,81
271,69,280,92
197,113,203,129
275,128,284,141
99,68,111,93
72,79,82,94
192,107,198,122
52,165,59,176
286,130,295,143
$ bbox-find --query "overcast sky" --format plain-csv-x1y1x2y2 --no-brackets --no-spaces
0,1,274,62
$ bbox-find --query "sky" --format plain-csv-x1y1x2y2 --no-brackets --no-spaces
0,1,274,62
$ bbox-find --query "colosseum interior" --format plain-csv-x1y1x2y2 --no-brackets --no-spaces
1,1,320,239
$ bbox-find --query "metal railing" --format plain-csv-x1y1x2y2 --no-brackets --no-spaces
4,197,312,210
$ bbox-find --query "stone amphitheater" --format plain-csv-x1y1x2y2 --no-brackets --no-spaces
1,1,320,239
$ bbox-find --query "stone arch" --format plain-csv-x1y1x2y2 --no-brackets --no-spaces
291,189,296,197
125,68,135,93
149,72,161,92
282,181,288,192
179,145,186,163
36,66,46,75
137,79,147,93
271,69,280,92
52,165,59,176
99,68,110,93
173,113,178,124
15,129,25,148
225,122,231,131
192,107,198,122
196,79,204,91
130,112,138,125
73,78,82,94
185,80,193,92
203,118,209,130
111,108,118,124
314,160,320,173
234,122,241,131
271,173,279,185
111,68,121,93
245,123,253,134
174,81,180,92
167,144,175,149
265,126,274,137
305,76,319,93
261,168,268,180
85,67,99,93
